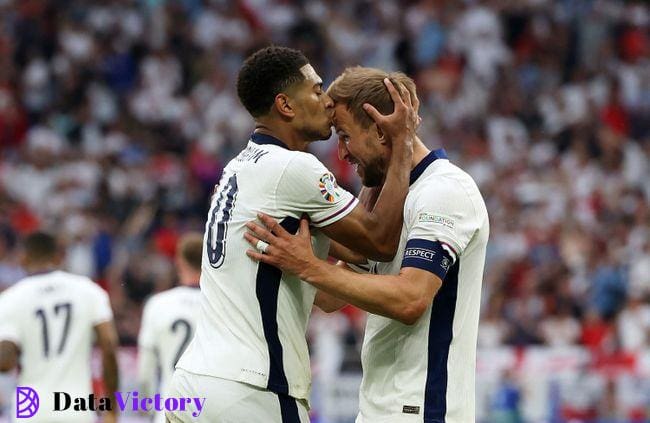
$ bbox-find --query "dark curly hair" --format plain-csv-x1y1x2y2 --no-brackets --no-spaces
24,231,58,263
237,46,309,118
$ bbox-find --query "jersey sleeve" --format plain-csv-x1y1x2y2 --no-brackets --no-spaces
401,180,479,279
0,290,21,345
87,281,114,326
276,153,358,228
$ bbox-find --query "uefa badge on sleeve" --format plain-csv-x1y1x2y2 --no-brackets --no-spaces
319,173,341,203
16,386,39,418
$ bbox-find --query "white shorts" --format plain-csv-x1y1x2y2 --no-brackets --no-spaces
165,368,309,423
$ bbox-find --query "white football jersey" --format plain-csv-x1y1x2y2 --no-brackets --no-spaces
138,286,201,423
356,150,489,423
0,270,113,423
176,133,358,401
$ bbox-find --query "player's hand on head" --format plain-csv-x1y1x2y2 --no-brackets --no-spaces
244,213,315,278
411,89,422,129
362,78,416,154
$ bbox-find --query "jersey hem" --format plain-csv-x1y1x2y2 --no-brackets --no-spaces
175,365,311,401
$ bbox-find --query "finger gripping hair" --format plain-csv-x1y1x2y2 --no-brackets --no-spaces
327,66,417,129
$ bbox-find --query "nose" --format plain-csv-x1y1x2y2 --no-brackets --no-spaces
323,92,334,109
337,138,350,161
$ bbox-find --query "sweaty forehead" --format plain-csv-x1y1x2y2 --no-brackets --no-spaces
300,64,322,84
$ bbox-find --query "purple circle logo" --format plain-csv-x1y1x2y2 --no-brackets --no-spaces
16,386,39,418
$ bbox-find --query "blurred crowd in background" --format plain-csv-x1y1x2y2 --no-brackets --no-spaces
0,0,649,420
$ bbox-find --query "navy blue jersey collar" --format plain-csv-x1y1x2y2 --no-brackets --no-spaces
250,132,289,149
410,149,448,186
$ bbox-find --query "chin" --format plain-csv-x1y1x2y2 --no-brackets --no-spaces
363,179,379,187
362,168,385,187
362,175,382,187
320,126,333,139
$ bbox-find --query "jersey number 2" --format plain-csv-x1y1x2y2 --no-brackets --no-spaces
34,303,72,358
207,173,238,268
171,318,192,369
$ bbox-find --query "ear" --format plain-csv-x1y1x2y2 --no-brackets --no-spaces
53,248,65,267
374,123,388,146
273,93,295,119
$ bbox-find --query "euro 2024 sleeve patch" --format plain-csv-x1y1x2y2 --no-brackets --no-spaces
319,173,342,203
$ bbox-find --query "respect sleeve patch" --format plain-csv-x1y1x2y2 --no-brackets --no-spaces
401,239,455,279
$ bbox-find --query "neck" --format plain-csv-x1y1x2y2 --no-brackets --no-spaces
24,262,58,275
254,120,311,152
180,274,201,287
410,136,430,170
23,266,56,276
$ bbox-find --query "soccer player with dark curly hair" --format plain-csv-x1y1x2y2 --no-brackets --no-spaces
166,46,418,422
0,232,119,423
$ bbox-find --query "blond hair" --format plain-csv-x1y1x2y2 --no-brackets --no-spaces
327,66,416,129
177,233,203,271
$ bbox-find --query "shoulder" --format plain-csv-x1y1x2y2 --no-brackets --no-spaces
143,288,184,311
408,164,486,229
67,272,109,298
0,278,31,303
0,271,56,299
276,151,336,195
284,151,329,174
143,291,166,311
412,174,471,209
422,162,482,201
157,287,188,303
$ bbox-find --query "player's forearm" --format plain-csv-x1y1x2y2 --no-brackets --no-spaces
102,349,119,411
364,136,412,258
314,289,347,313
328,240,367,264
302,260,424,325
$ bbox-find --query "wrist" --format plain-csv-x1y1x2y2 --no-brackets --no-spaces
391,136,413,157
299,257,325,285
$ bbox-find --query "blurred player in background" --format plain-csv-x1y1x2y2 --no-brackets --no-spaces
138,233,203,423
246,67,489,423
0,232,119,423
166,46,417,423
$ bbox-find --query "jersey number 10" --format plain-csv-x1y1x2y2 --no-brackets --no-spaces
207,173,239,268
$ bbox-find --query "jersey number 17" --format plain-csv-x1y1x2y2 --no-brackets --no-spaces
34,302,72,358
